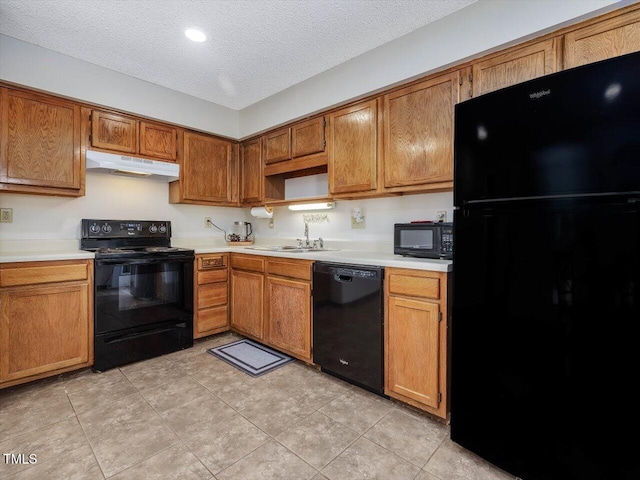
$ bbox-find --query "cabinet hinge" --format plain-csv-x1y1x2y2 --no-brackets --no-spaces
438,392,442,403
469,71,473,83
88,113,92,121
322,139,326,149
323,118,326,128
439,312,443,322
88,134,92,143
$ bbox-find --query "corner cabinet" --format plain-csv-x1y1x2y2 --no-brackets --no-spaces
385,267,450,420
0,260,94,388
0,87,85,197
170,131,238,206
382,72,458,193
240,137,263,205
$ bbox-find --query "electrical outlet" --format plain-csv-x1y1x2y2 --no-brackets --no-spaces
436,211,447,222
351,208,365,229
204,217,212,228
0,208,13,223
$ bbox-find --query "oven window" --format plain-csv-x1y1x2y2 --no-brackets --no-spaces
400,229,434,249
95,261,193,334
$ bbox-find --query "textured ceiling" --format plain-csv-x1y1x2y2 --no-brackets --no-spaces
0,0,476,110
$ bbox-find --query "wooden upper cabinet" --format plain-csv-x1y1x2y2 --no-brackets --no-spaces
472,39,559,97
182,132,233,203
328,100,378,195
90,110,138,153
292,116,325,158
240,137,263,204
90,110,179,162
139,121,177,161
383,72,459,190
0,88,83,195
564,8,640,68
264,128,291,164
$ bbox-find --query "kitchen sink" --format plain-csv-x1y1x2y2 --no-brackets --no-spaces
245,246,338,253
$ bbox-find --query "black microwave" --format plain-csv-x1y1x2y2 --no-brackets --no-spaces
394,222,453,259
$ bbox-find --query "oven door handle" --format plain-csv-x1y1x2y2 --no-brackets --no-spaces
95,256,194,266
104,324,188,344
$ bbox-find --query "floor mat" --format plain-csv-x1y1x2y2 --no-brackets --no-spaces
207,339,294,377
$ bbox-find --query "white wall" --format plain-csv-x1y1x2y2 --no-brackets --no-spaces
252,193,454,246
239,0,624,137
0,35,240,138
0,176,451,248
0,172,249,243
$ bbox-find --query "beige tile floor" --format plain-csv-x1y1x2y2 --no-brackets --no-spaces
0,332,515,479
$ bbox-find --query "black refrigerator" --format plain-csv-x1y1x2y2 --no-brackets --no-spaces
451,52,640,480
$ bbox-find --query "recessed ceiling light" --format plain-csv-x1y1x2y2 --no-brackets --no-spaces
185,28,206,42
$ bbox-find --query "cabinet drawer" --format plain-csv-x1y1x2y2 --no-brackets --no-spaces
231,254,265,273
197,305,228,335
267,259,312,281
0,262,89,287
198,282,228,309
387,272,440,300
197,255,227,270
197,269,228,285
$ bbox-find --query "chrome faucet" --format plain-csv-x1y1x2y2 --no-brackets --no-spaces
304,222,310,247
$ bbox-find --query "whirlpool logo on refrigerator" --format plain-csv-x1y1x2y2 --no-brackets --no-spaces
529,89,551,99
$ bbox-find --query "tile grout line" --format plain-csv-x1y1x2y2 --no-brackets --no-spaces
420,435,448,478
132,374,214,478
73,390,110,480
359,405,447,471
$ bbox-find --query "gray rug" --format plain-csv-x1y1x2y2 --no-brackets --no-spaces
207,339,294,377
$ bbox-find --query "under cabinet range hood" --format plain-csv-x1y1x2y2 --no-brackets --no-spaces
86,150,179,181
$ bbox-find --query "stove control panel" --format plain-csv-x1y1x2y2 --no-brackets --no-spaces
82,219,172,239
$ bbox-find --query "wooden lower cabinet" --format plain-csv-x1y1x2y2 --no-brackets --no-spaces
230,268,265,340
194,254,229,338
0,260,94,388
229,254,313,362
385,267,450,420
265,271,312,362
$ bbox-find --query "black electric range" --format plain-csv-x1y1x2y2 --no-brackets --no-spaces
81,219,194,371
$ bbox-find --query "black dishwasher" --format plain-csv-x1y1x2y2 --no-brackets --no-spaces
313,262,384,396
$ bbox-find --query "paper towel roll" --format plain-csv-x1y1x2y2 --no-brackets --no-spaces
250,206,274,219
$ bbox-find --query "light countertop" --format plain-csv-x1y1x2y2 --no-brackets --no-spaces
0,241,452,272
0,250,95,263
192,245,452,272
